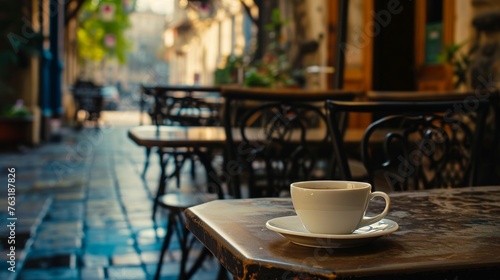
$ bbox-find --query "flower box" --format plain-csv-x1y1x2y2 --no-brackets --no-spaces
0,116,34,145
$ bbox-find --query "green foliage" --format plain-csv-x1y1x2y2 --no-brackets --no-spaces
244,8,295,88
214,55,244,85
1,100,31,118
265,9,288,32
77,0,133,64
264,8,287,56
214,68,232,85
243,68,273,87
437,40,476,89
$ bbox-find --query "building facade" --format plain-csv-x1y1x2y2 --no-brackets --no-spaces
2,0,499,145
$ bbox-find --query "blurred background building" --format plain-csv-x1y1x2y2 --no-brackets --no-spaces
1,0,499,148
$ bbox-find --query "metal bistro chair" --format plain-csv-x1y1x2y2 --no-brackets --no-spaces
152,88,226,280
140,85,157,177
151,87,222,210
71,81,104,128
141,86,222,178
326,99,489,192
221,87,359,199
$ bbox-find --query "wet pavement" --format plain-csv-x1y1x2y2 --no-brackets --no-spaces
0,111,220,279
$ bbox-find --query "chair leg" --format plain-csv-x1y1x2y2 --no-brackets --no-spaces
153,150,168,221
195,149,223,198
154,212,176,280
178,213,192,280
190,157,197,180
173,153,186,189
152,152,188,221
142,147,152,178
183,247,211,280
217,263,230,280
179,216,213,280
155,209,198,280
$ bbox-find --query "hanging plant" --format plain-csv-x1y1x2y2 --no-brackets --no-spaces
77,0,133,64
99,3,116,21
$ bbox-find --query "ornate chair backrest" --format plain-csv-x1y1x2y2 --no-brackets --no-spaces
222,88,358,198
326,100,489,191
151,88,221,127
72,81,103,120
140,85,157,125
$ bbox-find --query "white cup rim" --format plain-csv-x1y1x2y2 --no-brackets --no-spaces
291,180,371,191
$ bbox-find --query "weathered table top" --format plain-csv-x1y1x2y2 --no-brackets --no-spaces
128,125,228,148
128,125,365,149
143,85,222,93
366,90,499,101
221,86,361,101
185,186,500,279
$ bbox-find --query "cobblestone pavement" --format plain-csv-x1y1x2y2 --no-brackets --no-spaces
0,114,221,280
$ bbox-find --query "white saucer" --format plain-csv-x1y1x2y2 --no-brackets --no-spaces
266,216,398,248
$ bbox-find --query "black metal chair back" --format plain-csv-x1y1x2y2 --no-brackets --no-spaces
151,89,221,127
71,82,103,126
326,100,489,191
222,88,357,198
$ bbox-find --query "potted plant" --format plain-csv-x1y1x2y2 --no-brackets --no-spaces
214,55,245,85
437,40,477,90
0,100,33,144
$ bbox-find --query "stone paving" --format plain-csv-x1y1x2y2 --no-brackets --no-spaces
0,119,221,279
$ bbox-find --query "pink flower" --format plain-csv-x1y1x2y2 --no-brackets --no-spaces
14,99,24,110
100,3,115,21
104,34,116,48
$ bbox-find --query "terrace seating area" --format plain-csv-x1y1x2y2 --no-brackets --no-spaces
2,1,500,279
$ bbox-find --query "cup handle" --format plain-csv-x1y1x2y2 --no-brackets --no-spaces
357,191,390,228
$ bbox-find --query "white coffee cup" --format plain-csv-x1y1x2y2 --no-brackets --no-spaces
291,180,390,234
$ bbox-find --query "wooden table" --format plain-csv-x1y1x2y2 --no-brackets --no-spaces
185,186,500,279
366,90,479,101
128,125,364,149
149,85,222,92
128,125,350,172
221,86,362,101
129,125,365,200
128,125,227,149
141,85,222,97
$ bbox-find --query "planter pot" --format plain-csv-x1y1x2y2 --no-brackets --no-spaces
0,116,34,145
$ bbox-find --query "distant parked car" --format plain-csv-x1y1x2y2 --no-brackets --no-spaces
101,86,120,110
